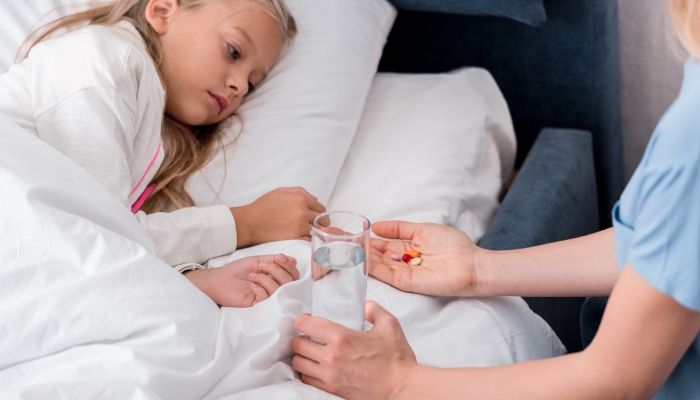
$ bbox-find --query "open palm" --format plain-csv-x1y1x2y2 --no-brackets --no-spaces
368,221,478,297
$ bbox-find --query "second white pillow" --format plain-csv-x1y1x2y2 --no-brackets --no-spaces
327,68,517,242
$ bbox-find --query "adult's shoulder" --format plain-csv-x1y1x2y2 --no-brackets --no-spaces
645,58,700,167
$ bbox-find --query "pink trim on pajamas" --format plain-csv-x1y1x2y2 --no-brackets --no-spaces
131,183,155,213
129,139,161,197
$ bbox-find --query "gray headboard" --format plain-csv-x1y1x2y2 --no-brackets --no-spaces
378,0,622,227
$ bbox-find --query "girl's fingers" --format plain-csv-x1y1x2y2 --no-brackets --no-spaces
275,253,300,280
255,254,280,265
256,254,300,280
249,272,281,295
280,186,318,201
249,282,269,304
315,214,331,227
306,198,326,214
300,219,313,238
259,262,294,285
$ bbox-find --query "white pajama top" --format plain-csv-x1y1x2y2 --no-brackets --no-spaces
0,21,237,270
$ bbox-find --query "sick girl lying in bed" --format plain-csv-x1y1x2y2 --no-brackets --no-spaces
0,0,317,307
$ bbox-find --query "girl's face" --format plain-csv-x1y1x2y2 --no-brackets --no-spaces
146,0,284,126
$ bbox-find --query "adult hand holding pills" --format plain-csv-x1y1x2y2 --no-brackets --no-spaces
368,221,480,297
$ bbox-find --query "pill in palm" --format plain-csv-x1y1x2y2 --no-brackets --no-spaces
404,250,421,258
391,254,401,261
410,257,422,266
402,254,413,263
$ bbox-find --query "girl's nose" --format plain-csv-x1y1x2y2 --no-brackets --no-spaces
227,74,250,97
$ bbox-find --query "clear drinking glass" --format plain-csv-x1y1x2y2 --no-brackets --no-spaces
310,211,370,332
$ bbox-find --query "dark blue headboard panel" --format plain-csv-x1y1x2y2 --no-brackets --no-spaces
378,0,622,227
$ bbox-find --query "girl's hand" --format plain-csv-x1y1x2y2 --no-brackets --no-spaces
292,301,418,400
184,253,300,307
369,221,480,297
230,187,326,248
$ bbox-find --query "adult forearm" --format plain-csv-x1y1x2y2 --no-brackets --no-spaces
474,228,619,297
399,352,619,400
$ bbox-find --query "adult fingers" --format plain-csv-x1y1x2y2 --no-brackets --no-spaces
249,273,281,295
365,300,398,329
368,248,386,273
299,373,327,393
372,221,420,241
295,313,350,344
292,335,326,364
368,259,408,290
369,237,391,253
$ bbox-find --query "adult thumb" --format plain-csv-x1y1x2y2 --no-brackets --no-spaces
371,220,420,241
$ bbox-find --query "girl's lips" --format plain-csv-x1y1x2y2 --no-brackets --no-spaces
208,92,230,115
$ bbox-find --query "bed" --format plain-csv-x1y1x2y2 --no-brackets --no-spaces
0,0,620,397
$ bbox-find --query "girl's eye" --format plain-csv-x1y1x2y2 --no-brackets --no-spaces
227,44,241,60
247,81,256,94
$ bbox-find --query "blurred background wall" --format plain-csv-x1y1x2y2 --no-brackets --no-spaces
619,0,687,181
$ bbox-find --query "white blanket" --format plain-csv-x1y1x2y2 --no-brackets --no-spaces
0,116,564,399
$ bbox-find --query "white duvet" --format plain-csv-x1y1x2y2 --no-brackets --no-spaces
0,116,564,399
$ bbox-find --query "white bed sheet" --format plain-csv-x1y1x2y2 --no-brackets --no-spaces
0,115,564,399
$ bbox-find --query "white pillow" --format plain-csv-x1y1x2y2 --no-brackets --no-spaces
0,1,91,73
186,0,397,207
327,68,517,242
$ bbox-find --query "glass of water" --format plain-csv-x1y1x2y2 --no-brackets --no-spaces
310,211,370,332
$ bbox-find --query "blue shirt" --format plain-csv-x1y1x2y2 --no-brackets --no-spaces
613,57,700,399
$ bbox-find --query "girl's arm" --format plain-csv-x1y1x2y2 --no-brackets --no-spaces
292,265,700,400
369,222,619,298
34,87,239,267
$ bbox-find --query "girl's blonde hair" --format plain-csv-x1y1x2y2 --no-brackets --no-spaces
24,0,296,214
670,0,700,57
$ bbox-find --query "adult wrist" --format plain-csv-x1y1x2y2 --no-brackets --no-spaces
393,363,428,399
471,247,496,297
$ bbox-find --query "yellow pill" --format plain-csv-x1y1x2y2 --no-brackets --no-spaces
404,250,421,258
410,257,422,266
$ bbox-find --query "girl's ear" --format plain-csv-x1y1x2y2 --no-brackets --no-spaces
144,0,179,35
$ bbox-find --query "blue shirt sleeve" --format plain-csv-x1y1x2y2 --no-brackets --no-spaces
626,159,700,312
